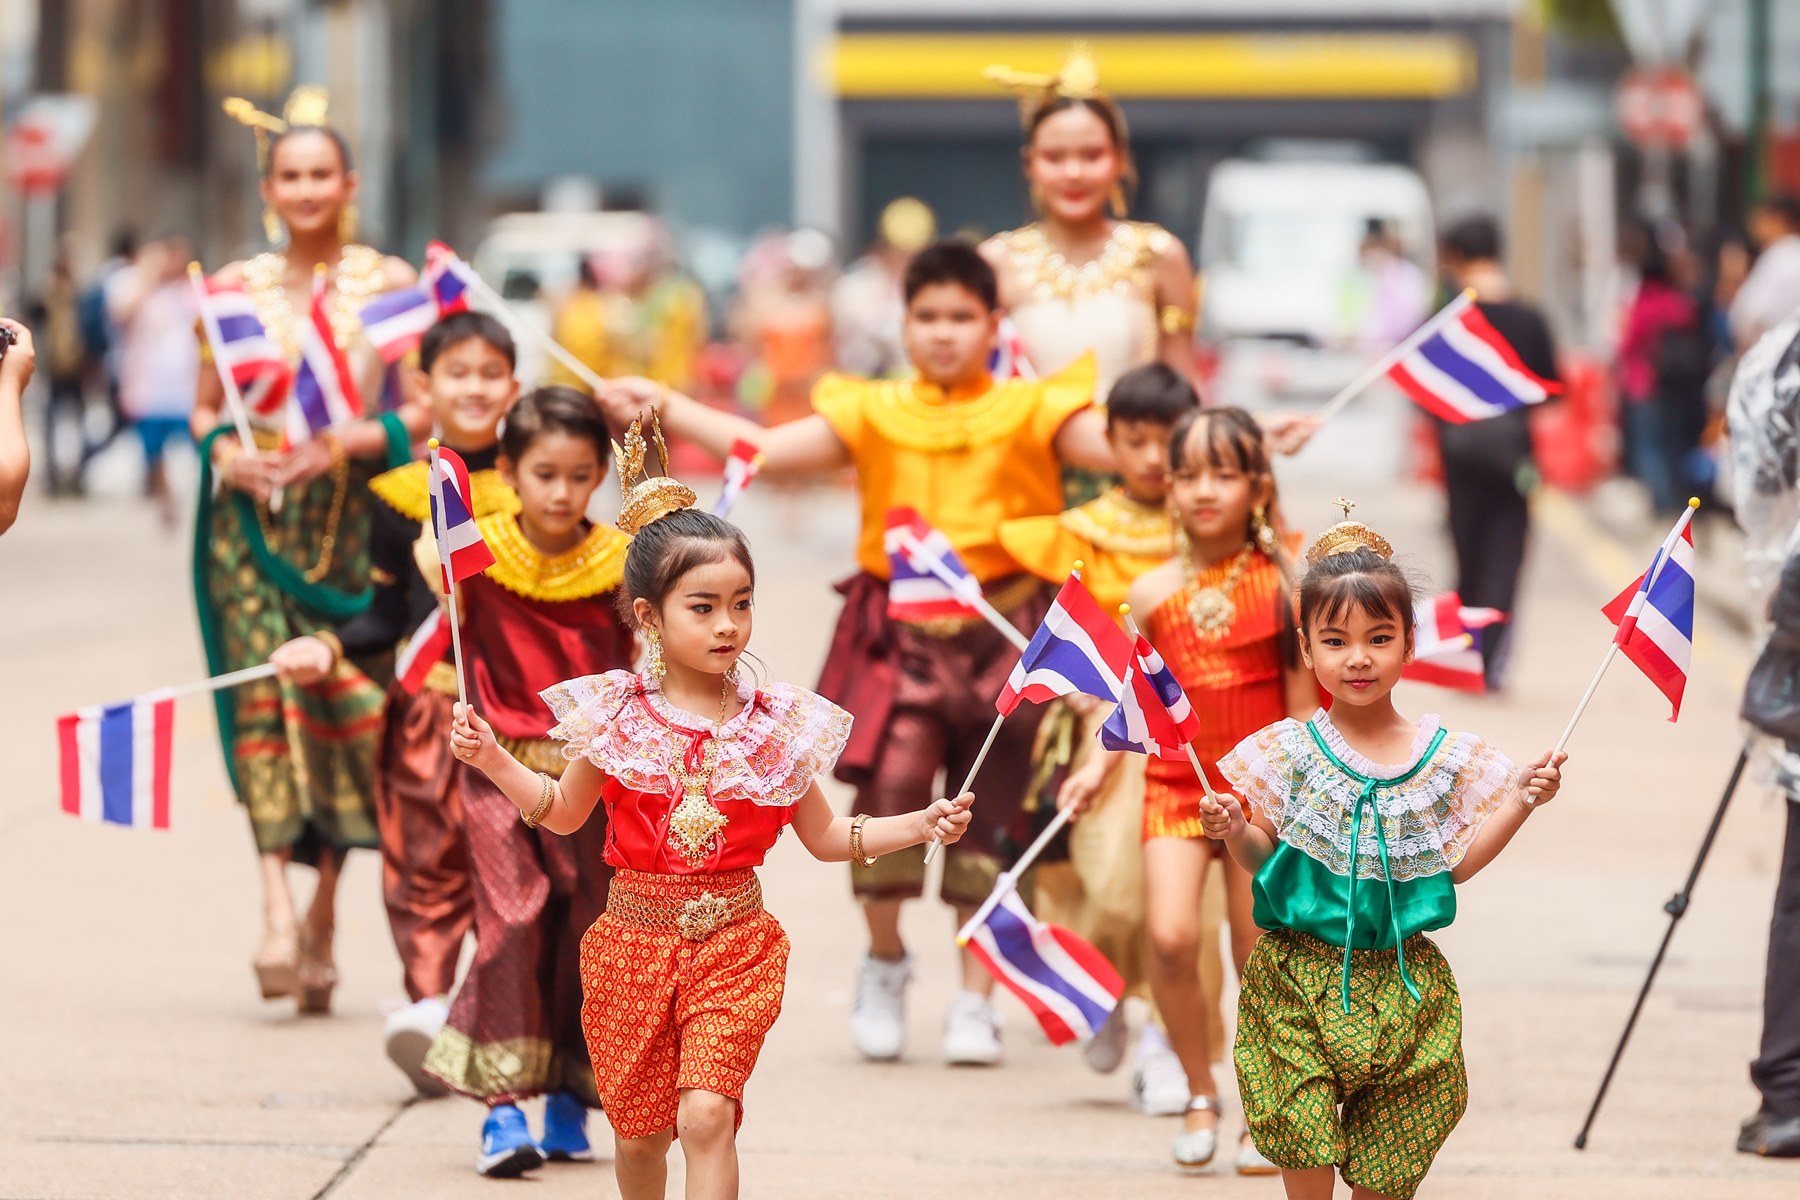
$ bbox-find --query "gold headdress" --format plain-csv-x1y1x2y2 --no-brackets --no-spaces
222,85,332,173
985,42,1104,122
614,411,698,536
1305,499,1394,566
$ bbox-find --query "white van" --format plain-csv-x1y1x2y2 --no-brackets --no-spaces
1199,159,1435,408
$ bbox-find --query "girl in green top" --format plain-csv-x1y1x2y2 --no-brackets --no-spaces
1204,508,1566,1200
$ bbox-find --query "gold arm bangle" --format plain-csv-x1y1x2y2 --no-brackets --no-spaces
849,813,877,867
523,771,555,829
1159,304,1196,336
314,630,344,666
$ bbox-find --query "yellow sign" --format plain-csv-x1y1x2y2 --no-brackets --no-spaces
828,33,1475,100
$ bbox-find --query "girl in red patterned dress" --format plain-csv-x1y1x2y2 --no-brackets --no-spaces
451,417,975,1200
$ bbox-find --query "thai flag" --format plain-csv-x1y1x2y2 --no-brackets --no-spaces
964,890,1123,1046
200,279,289,415
429,444,495,594
423,241,473,315
56,692,176,830
1388,304,1561,425
289,269,364,442
1601,508,1697,721
884,507,981,623
394,609,453,696
988,315,1036,381
712,438,765,519
995,572,1131,715
1099,635,1203,760
1404,592,1507,693
359,287,438,364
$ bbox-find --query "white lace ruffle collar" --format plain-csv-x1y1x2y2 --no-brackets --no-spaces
1306,708,1446,780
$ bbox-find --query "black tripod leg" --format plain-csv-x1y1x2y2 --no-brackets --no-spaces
1573,747,1751,1150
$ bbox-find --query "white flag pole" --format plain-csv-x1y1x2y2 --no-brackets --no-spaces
1313,289,1478,426
923,712,1007,866
427,439,472,709
164,662,280,701
451,260,609,396
901,532,1031,652
955,802,1078,945
1537,498,1701,803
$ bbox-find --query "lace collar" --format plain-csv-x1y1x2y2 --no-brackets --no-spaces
1308,708,1447,781
637,671,762,739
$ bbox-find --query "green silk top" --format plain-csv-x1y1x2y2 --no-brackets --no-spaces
1221,711,1516,1012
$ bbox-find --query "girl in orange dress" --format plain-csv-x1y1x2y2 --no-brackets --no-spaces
450,420,975,1200
1060,407,1315,1174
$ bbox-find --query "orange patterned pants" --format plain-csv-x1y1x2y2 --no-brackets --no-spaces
578,870,790,1139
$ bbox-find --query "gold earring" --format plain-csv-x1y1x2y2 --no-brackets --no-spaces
338,204,358,243
262,205,283,245
644,627,666,680
1175,522,1191,558
1253,506,1278,555
1109,183,1129,218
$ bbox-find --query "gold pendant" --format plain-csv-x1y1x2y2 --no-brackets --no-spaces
1188,586,1237,637
667,788,728,865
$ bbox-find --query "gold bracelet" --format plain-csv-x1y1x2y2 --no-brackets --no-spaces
522,771,555,829
849,813,877,868
314,630,344,666
1159,304,1196,336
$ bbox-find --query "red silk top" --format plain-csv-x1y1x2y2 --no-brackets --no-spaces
1144,552,1290,800
542,671,853,875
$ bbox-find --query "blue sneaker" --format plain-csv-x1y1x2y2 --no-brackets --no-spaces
539,1092,595,1162
477,1104,545,1178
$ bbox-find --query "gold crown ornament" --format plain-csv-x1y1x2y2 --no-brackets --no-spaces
986,41,1106,122
1304,498,1394,566
222,85,333,172
614,410,698,535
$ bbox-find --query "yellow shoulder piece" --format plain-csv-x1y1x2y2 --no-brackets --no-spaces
369,463,519,521
1039,351,1099,417
478,512,630,602
996,514,1085,586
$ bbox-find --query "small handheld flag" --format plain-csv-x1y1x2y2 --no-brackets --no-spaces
884,507,982,623
428,440,492,707
1405,592,1506,693
290,265,364,442
57,692,175,830
197,277,290,414
713,438,765,518
423,241,473,315
1388,302,1562,425
1099,635,1203,761
1601,507,1697,721
995,571,1131,715
359,287,439,364
988,315,1037,381
963,890,1123,1046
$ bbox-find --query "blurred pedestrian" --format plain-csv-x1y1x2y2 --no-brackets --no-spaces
1351,220,1431,351
85,229,139,465
1726,316,1800,1158
111,235,198,518
551,222,705,395
832,197,933,378
30,242,94,496
0,318,36,535
732,229,835,427
1617,234,1700,514
1434,214,1560,691
1731,196,1800,352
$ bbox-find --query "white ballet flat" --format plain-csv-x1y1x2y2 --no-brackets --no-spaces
1172,1095,1221,1169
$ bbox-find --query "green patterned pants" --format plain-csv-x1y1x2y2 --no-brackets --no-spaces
1235,929,1467,1199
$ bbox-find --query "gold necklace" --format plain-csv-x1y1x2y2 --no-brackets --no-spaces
1007,221,1161,304
1184,543,1255,638
665,675,734,866
242,244,385,362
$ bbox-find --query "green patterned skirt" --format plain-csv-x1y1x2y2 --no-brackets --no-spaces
1235,928,1468,1199
193,423,407,862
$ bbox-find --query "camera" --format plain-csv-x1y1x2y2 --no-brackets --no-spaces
0,325,14,360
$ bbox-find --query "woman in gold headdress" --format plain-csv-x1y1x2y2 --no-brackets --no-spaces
193,88,426,1012
980,46,1199,466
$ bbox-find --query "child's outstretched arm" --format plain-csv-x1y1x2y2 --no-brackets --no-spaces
451,703,606,836
596,376,850,476
1451,750,1567,884
789,782,973,863
1200,791,1279,874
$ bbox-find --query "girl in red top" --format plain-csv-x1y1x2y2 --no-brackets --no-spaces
451,416,975,1200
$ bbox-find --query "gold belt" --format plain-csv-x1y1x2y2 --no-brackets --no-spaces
606,870,763,942
496,733,568,778
893,572,1041,638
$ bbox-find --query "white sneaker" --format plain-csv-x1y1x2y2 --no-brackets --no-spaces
1235,1130,1279,1176
1172,1096,1222,1170
941,989,1004,1066
1132,1044,1191,1116
849,954,910,1061
385,995,450,1097
1082,1003,1129,1074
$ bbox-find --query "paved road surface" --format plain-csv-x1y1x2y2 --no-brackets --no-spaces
1,466,1794,1198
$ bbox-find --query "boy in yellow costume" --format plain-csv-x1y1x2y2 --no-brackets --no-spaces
600,240,1118,1067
